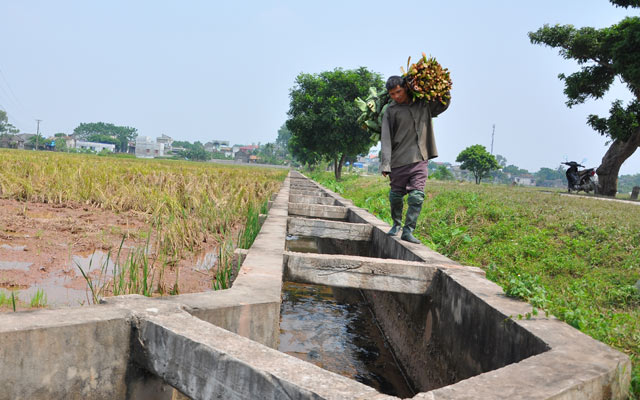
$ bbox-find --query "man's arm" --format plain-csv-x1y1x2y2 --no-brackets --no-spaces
380,111,392,175
429,91,451,117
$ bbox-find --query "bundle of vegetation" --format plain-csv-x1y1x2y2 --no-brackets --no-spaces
355,87,389,142
356,53,452,142
402,53,452,106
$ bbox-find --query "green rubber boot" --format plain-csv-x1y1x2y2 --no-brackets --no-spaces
401,190,425,244
387,191,404,236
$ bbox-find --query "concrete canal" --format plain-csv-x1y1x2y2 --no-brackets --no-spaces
0,171,631,399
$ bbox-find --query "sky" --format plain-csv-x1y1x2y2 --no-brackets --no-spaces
1,1,639,174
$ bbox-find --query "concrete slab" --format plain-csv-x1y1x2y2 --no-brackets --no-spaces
283,251,437,294
288,203,348,220
287,217,372,241
289,194,337,205
290,189,329,197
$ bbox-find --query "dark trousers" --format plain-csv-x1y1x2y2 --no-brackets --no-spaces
389,161,429,195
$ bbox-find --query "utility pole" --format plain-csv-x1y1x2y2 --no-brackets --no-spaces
490,124,495,155
35,119,42,150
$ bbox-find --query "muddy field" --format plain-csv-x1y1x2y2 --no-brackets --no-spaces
0,198,222,310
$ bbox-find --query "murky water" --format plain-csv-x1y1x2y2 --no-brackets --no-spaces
279,281,414,398
0,261,32,271
193,249,218,271
286,235,318,253
72,251,117,276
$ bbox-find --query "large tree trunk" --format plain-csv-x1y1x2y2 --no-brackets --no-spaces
596,127,640,196
334,154,346,181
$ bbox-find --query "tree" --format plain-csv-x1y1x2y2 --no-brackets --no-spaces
86,134,119,146
431,164,454,181
503,164,530,176
456,145,501,184
54,138,68,152
276,124,291,151
27,134,51,150
495,154,508,168
535,166,567,185
529,1,640,196
0,110,19,135
286,67,384,180
177,141,209,161
73,122,137,153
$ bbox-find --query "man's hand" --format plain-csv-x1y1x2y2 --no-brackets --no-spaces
382,171,389,177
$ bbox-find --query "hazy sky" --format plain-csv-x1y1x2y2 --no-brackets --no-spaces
1,1,639,174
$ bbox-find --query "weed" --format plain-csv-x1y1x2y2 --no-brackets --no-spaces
30,289,47,308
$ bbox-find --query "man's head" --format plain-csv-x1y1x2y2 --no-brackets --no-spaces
386,76,409,104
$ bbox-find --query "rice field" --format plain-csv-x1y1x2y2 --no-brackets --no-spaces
0,149,287,307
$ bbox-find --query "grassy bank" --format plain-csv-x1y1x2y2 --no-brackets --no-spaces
310,171,639,397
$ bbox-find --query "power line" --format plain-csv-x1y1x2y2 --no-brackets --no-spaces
0,65,25,109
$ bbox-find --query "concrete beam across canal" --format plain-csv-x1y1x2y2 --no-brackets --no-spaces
289,189,328,197
287,217,372,241
283,251,447,294
288,203,348,220
134,307,392,400
289,194,337,205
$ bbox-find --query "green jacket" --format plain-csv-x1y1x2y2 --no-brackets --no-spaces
380,96,450,173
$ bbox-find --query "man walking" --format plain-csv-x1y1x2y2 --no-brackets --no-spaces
380,76,450,243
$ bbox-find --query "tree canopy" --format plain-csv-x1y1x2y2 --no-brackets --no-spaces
73,122,137,152
0,110,19,135
286,67,384,180
528,0,640,196
456,145,501,184
431,164,454,181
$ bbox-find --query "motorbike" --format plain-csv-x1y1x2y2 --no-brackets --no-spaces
562,161,597,194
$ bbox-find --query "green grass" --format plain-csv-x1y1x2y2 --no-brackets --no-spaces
309,171,640,397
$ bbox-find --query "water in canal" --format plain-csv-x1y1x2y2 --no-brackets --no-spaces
279,281,415,398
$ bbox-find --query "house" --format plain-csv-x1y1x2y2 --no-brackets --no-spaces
234,150,250,163
219,146,233,158
75,141,116,152
204,140,229,152
156,134,173,152
135,136,164,158
513,175,536,186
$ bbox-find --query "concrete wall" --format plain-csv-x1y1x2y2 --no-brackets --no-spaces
0,307,132,400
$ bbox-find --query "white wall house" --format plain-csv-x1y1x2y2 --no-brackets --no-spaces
513,176,536,186
156,134,173,152
135,136,164,158
75,141,115,152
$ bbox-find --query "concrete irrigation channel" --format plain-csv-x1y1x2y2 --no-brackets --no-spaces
0,171,631,399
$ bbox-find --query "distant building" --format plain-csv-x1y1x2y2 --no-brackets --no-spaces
219,146,233,158
0,133,35,149
156,134,173,152
135,136,164,158
205,140,230,152
513,175,536,186
75,141,116,152
234,150,250,163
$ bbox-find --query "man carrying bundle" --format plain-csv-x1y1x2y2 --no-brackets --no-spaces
380,75,450,243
